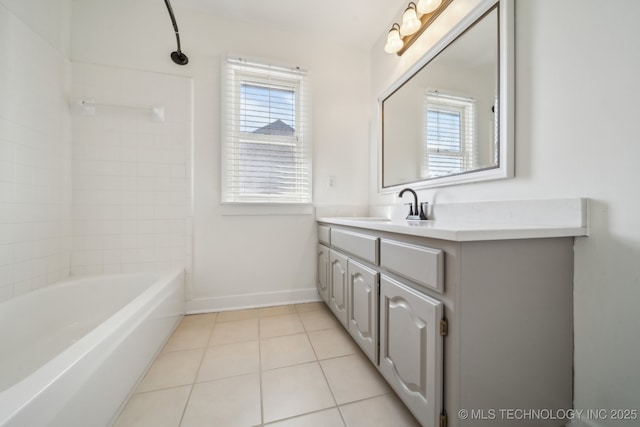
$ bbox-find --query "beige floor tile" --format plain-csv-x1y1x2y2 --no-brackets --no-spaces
113,385,190,427
265,408,345,427
162,313,217,352
320,353,390,404
299,309,340,332
179,313,217,328
136,349,203,393
162,324,211,352
117,305,419,427
259,313,305,338
262,362,336,423
216,308,258,322
259,304,297,317
261,333,317,370
209,317,259,345
197,340,260,382
307,327,359,360
339,394,420,427
180,374,261,427
294,302,327,313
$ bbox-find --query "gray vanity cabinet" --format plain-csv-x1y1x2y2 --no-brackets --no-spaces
379,275,443,427
316,244,330,303
317,220,576,427
328,250,349,327
347,259,379,364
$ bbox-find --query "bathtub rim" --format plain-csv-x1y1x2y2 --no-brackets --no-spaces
0,268,185,426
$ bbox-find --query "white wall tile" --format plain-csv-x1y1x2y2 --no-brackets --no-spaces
0,284,14,302
102,249,121,265
137,220,155,234
137,162,155,177
154,234,172,248
138,248,155,263
14,260,34,282
121,235,137,249
102,161,121,176
12,279,32,297
102,235,122,249
0,244,13,266
13,241,33,262
0,264,13,287
0,224,13,245
69,63,191,279
102,264,121,274
120,162,137,176
137,177,154,191
137,234,154,249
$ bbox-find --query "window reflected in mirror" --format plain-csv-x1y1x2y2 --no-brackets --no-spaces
382,6,499,188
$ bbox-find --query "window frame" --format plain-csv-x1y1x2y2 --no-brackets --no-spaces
221,56,311,207
421,91,477,178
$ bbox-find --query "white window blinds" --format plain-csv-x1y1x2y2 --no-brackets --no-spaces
422,91,477,178
222,56,312,204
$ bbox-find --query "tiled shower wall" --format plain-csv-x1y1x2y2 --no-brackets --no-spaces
0,4,72,302
70,63,192,279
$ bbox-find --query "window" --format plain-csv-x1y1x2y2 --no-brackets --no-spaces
222,56,311,204
422,91,477,178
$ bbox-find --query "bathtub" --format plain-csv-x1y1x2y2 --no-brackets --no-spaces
0,270,185,427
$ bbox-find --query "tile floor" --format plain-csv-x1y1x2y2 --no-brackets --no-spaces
114,302,420,427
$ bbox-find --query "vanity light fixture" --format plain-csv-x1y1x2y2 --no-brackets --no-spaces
400,3,421,36
384,24,404,54
417,0,443,14
385,0,452,56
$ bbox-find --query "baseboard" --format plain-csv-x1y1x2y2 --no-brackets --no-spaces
185,287,322,314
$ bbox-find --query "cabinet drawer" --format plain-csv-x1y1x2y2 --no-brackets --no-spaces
318,225,331,245
380,239,444,292
330,229,379,264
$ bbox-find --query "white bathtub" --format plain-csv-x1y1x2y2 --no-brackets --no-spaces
0,270,185,427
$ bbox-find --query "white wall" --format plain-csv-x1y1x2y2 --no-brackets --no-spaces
71,0,372,310
0,0,72,301
0,0,70,56
371,0,640,423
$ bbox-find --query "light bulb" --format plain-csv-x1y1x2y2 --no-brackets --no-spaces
417,0,442,14
384,24,403,54
400,3,421,36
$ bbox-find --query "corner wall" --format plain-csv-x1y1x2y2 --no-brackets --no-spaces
70,0,372,310
0,0,72,301
370,0,640,423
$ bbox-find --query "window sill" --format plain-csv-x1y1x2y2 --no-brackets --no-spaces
220,203,314,216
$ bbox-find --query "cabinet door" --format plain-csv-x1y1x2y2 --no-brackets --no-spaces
379,275,443,427
317,244,330,303
347,259,379,364
329,250,349,327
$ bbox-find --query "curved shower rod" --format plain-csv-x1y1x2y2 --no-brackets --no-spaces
163,0,189,65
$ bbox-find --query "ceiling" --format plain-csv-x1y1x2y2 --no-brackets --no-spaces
173,0,407,50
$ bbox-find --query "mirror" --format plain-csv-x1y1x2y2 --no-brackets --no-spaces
381,0,513,190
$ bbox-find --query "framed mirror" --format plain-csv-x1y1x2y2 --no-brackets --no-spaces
380,0,513,191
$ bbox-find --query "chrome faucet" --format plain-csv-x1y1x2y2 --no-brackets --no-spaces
399,188,428,220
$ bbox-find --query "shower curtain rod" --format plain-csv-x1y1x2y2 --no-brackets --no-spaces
164,0,189,65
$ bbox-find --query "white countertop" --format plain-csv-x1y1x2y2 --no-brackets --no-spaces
317,217,588,242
